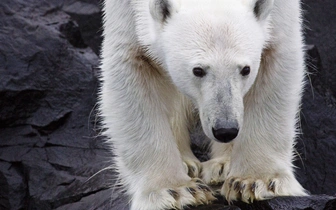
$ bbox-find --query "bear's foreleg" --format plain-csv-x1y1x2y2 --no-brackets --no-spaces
220,46,307,203
101,63,215,210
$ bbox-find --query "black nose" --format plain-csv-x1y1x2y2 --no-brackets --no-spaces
212,127,239,143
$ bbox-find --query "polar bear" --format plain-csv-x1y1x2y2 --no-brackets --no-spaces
99,0,307,209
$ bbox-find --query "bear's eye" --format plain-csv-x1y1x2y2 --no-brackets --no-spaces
193,67,206,78
240,66,251,76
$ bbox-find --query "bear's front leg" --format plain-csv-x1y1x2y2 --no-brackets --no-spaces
106,99,215,209
125,119,216,209
100,65,215,210
111,104,215,209
127,122,215,210
222,138,307,203
218,47,308,203
217,117,308,203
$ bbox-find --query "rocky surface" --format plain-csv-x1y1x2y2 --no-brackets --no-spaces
0,0,335,209
197,195,336,210
0,0,111,209
294,0,336,196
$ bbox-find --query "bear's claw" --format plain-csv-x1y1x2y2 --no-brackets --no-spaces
268,180,276,192
168,189,179,200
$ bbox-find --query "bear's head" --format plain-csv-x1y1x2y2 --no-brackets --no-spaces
148,0,273,143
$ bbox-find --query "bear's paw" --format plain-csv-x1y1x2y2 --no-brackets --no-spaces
132,178,216,210
221,175,308,203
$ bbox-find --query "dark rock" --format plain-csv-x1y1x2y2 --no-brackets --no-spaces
187,195,336,210
0,161,26,210
0,0,109,209
105,194,336,210
232,195,335,210
189,204,240,210
302,0,336,97
294,44,336,195
324,198,336,210
60,21,88,48
54,189,122,210
295,0,336,194
63,1,103,55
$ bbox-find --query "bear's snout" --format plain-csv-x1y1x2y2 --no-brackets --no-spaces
212,127,239,143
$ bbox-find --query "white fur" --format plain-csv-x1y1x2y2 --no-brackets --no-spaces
99,0,307,209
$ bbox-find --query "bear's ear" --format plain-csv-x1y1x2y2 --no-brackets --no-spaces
149,0,180,23
253,0,274,20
